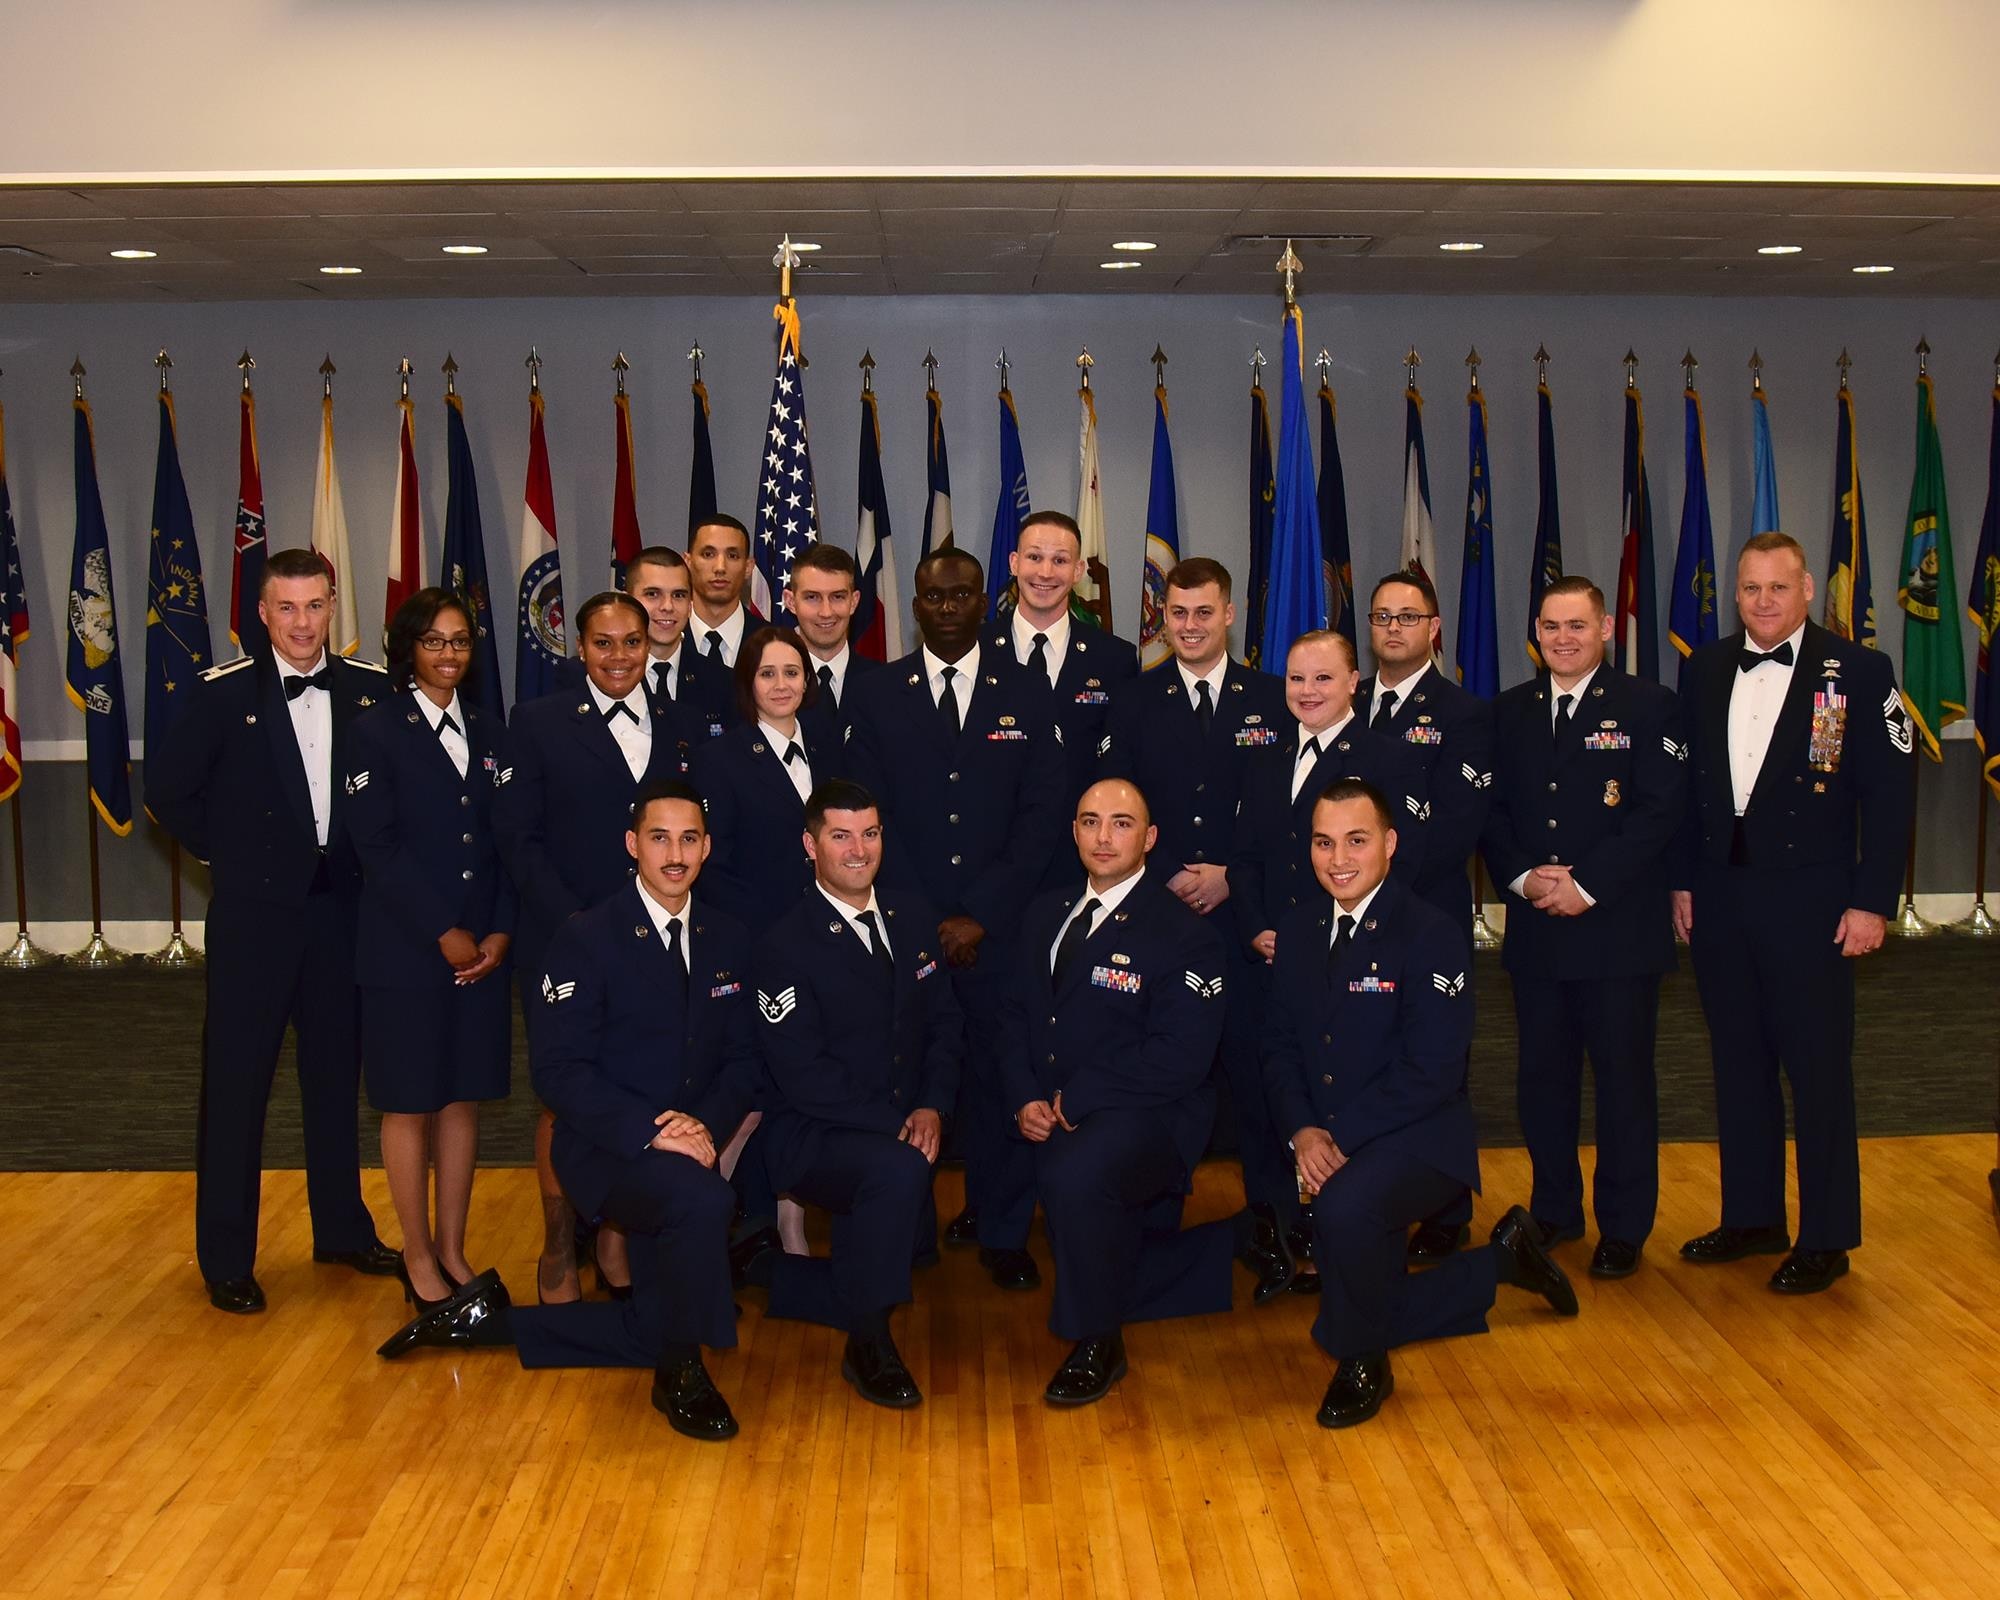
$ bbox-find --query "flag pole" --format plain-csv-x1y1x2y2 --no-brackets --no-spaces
1893,338,1941,938
1463,342,1501,951
144,349,199,968
0,360,52,970
1953,349,2000,937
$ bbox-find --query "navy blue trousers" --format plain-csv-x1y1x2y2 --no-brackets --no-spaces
513,1146,739,1367
1036,1107,1236,1342
195,892,375,1282
763,1119,934,1332
1311,1145,1497,1360
1219,954,1300,1227
1511,972,1662,1245
1690,864,1861,1252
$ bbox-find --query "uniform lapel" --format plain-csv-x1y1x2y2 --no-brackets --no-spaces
1748,656,1817,814
260,662,317,841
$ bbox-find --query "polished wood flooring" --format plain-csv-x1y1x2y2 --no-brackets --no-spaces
3,1137,1999,1598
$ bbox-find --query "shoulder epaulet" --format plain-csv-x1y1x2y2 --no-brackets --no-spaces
340,656,390,674
199,656,256,682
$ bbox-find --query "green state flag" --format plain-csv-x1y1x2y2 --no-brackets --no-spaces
1897,372,1967,758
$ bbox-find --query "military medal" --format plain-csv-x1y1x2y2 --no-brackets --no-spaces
1809,688,1847,772
1603,779,1621,808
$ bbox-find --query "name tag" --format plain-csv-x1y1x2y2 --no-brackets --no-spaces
1234,728,1279,746
709,981,742,999
1348,976,1397,994
1583,731,1631,751
987,728,1028,741
1403,727,1443,746
1072,689,1110,705
1091,965,1143,994
915,959,938,981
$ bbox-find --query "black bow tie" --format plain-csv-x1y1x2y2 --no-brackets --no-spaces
285,667,332,700
604,700,639,723
1738,641,1795,672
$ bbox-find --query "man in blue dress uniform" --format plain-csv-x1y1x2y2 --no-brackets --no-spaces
785,541,882,755
682,515,764,738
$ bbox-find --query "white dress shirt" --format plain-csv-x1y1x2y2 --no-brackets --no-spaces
1048,866,1143,971
277,652,333,846
809,641,852,707
1329,880,1385,950
692,605,748,668
1012,609,1071,689
818,884,892,958
1291,711,1357,801
636,880,692,972
760,719,814,801
1728,622,1806,814
1547,663,1600,734
415,688,469,779
923,642,980,723
649,641,684,703
588,678,653,781
1369,659,1432,726
1176,656,1228,717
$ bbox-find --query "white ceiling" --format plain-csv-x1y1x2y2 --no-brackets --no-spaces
2,177,1997,301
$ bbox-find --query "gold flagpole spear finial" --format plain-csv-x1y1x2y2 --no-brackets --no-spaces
1465,346,1482,394
70,357,86,401
1404,346,1420,388
687,340,703,386
1151,345,1169,388
1682,349,1699,392
1250,347,1266,388
442,352,458,398
1837,348,1852,391
774,234,800,302
1623,349,1639,391
859,349,875,395
996,348,1011,394
923,348,939,393
237,349,255,392
1915,336,1931,378
524,347,539,394
612,352,629,396
1076,346,1094,392
154,348,172,394
1315,347,1332,389
1277,239,1302,308
1535,344,1551,385
1748,348,1763,392
396,356,412,401
320,354,336,398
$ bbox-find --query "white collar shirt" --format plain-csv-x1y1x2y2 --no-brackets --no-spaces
277,651,333,846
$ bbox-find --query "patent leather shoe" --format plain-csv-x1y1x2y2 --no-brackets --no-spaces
1236,1209,1294,1304
979,1246,1041,1291
1043,1335,1127,1406
841,1332,922,1408
207,1276,265,1315
1407,1220,1469,1262
376,1269,514,1358
1769,1248,1849,1295
943,1207,980,1248
314,1239,404,1277
1285,1221,1315,1263
1491,1206,1579,1316
1679,1224,1790,1263
1589,1239,1640,1279
730,1225,783,1289
1317,1353,1392,1428
651,1356,739,1440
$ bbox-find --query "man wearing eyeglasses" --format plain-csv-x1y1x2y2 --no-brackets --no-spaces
1357,570,1495,1262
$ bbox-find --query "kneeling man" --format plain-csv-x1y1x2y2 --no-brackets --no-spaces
1266,779,1578,1429
1005,778,1291,1407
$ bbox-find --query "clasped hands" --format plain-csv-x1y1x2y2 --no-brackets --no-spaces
439,927,510,985
1521,865,1591,918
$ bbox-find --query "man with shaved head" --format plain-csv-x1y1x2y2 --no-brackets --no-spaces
999,778,1291,1407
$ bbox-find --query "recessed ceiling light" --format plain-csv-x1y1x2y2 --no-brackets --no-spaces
1112,241,1157,252
1757,244,1804,256
1099,260,1143,270
1439,241,1484,253
441,244,488,256
109,248,157,260
790,241,822,252
318,265,363,276
1853,264,1896,274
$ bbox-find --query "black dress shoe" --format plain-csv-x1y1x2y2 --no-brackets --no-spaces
1236,1210,1295,1305
1044,1335,1127,1407
1285,1221,1315,1263
979,1246,1041,1291
1679,1224,1790,1263
314,1240,404,1277
377,1269,514,1358
1491,1205,1579,1316
842,1332,922,1408
1769,1248,1850,1295
651,1356,739,1440
398,1261,455,1312
943,1206,980,1248
729,1225,782,1289
1589,1239,1641,1279
1407,1220,1469,1262
1531,1217,1585,1250
1288,1269,1323,1296
1316,1353,1392,1429
208,1276,266,1315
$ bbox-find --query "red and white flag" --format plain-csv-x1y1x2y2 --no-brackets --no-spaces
384,390,422,628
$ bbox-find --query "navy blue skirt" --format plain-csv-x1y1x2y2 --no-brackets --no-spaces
362,975,513,1114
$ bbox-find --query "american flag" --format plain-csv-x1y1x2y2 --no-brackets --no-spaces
752,301,819,623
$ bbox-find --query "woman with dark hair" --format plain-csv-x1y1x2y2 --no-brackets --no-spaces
346,588,515,1310
685,625,825,935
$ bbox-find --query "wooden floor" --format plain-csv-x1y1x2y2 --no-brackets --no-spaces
4,1139,2000,1599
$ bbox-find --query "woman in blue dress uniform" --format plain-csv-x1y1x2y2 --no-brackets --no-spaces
348,589,515,1308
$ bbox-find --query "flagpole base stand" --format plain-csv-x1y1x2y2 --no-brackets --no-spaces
64,931,134,969
1889,898,1940,938
144,928,204,969
1948,900,1999,937
1470,911,1502,952
0,928,58,970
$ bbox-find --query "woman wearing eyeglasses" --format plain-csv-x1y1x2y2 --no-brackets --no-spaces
347,588,516,1311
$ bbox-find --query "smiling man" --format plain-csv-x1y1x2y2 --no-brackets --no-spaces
784,542,882,751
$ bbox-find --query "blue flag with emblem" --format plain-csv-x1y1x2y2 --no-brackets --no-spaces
1262,304,1325,663
1245,372,1276,667
1669,385,1719,681
987,386,1030,608
1969,381,2000,801
1456,384,1499,698
143,388,212,796
1138,381,1180,671
752,299,820,624
67,395,133,835
1750,380,1781,541
1316,370,1354,647
442,390,503,719
1526,378,1562,667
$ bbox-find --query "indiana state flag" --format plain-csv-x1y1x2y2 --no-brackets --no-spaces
144,389,212,790
67,396,133,834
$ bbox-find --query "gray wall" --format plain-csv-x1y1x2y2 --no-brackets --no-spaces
4,287,1999,914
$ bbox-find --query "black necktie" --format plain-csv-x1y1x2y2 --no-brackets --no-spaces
783,741,805,767
1373,688,1399,727
436,711,461,739
604,700,638,724
1326,912,1355,980
938,665,962,738
1194,679,1214,737
664,917,689,1001
1029,631,1051,683
285,667,332,700
1739,640,1795,672
1555,692,1574,728
1052,897,1101,986
651,661,672,701
702,630,724,665
817,663,835,704
857,909,895,979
